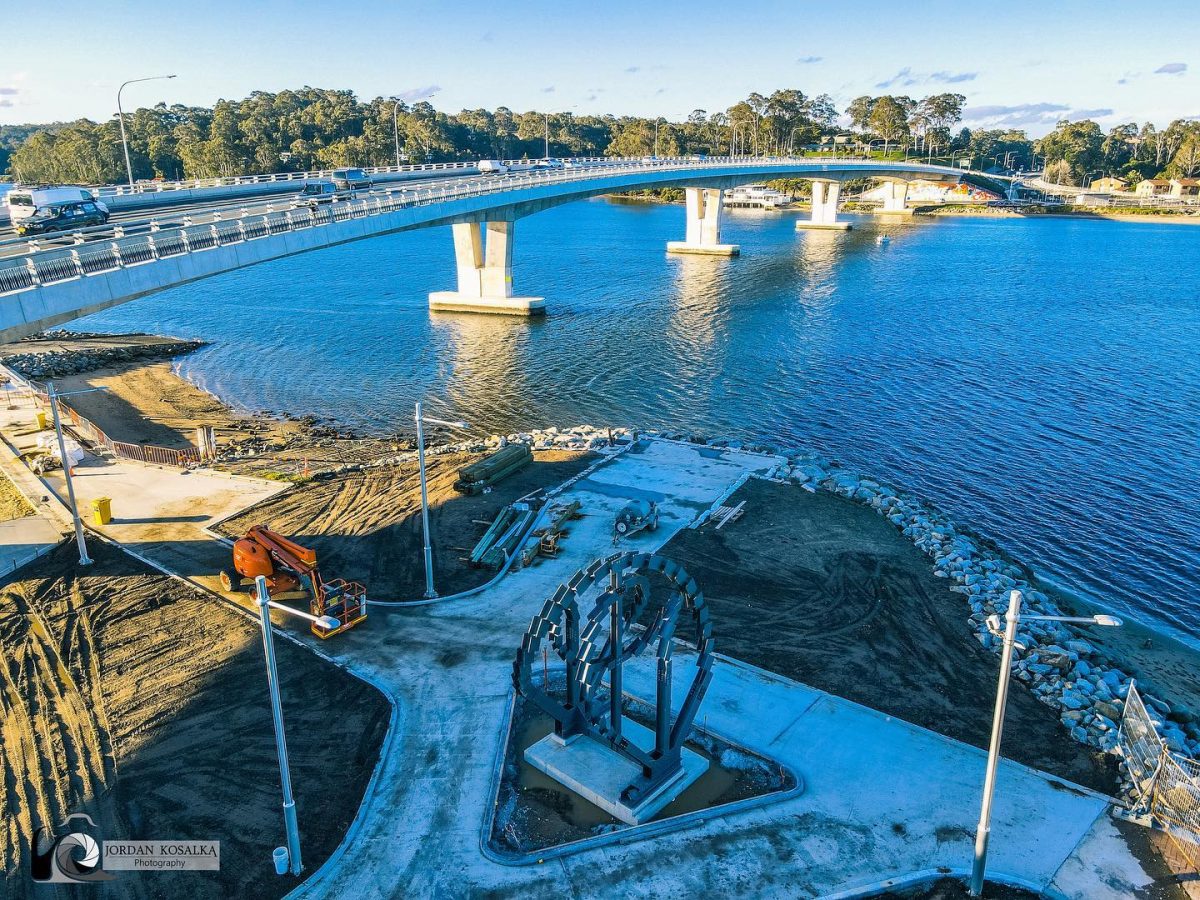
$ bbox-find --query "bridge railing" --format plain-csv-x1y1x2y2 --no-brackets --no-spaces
0,157,963,297
86,156,621,198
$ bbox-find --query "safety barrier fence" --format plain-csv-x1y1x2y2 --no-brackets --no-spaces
0,157,961,296
87,157,621,198
22,376,202,468
1119,681,1200,877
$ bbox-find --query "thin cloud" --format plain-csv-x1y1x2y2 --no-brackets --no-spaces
396,85,440,102
797,56,823,64
0,87,17,96
876,67,976,89
962,102,1112,128
0,99,12,108
929,70,977,84
1155,62,1187,75
625,66,640,73
541,86,555,93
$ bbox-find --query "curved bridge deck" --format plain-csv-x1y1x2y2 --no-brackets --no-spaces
0,157,962,340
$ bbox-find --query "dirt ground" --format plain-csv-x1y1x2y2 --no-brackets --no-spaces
0,541,390,899
218,450,597,601
661,477,1116,794
0,470,32,521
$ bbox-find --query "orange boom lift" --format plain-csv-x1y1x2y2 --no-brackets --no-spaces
220,525,367,639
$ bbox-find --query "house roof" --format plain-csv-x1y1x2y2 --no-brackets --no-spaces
1171,178,1200,186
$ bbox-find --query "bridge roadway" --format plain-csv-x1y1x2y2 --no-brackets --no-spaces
0,157,962,341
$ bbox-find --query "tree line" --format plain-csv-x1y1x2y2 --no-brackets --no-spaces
1,85,1194,189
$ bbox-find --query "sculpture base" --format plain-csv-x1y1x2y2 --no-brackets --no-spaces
524,718,709,825
871,207,915,216
665,242,740,256
428,292,546,315
795,221,853,231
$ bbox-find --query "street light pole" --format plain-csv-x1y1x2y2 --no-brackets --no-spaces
654,118,666,159
252,577,339,877
544,113,551,159
391,99,403,168
117,75,177,188
414,402,470,599
46,382,108,566
969,591,1122,896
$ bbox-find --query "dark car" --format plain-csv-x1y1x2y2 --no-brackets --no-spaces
291,180,352,207
329,168,372,191
15,200,109,236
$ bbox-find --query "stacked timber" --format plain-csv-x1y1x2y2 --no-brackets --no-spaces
454,443,532,495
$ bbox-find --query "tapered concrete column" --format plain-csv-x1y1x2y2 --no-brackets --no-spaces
429,220,545,315
797,180,851,231
875,180,912,214
667,188,739,256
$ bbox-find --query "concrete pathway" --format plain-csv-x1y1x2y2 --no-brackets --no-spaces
0,385,1163,897
273,440,1157,899
0,384,285,583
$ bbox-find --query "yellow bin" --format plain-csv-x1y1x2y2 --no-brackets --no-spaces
35,411,48,431
92,497,113,526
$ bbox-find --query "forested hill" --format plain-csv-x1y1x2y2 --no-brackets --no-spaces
3,86,1196,189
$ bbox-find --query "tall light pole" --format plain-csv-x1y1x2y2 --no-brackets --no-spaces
117,74,177,188
544,113,552,159
969,590,1122,897
47,383,108,566
253,576,340,877
414,402,470,599
391,98,403,168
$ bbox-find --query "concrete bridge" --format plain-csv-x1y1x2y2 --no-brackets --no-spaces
0,158,961,340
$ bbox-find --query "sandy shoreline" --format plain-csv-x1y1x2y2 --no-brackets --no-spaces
7,331,1200,744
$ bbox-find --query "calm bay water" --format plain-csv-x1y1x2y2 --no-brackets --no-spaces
79,201,1200,644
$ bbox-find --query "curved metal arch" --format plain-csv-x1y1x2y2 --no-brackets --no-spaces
513,551,716,805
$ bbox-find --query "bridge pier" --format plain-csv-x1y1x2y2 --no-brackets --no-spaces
874,180,912,214
666,188,739,256
428,220,545,316
796,180,851,231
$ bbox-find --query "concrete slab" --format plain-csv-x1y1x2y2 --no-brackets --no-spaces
796,221,853,231
665,241,740,256
0,515,64,577
525,718,709,825
428,292,546,315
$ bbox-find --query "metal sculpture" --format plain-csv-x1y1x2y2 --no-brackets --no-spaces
514,552,715,806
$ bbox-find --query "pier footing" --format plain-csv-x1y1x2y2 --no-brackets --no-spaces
666,241,740,256
795,221,853,231
428,292,546,316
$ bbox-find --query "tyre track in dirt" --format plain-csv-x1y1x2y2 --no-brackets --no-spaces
1,541,390,899
219,450,596,601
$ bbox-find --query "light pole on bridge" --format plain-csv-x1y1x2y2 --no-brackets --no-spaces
117,74,177,188
391,97,404,168
654,117,667,159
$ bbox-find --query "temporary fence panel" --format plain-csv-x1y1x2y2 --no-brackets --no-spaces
1120,682,1200,879
1120,682,1167,807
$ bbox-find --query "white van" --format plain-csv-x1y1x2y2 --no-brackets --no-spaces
477,160,509,175
6,186,108,222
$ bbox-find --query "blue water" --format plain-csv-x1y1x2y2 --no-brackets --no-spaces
79,200,1200,645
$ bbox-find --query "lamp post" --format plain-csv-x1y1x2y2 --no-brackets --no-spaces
46,383,109,566
414,402,470,599
544,113,552,159
391,98,403,168
254,575,340,877
117,75,177,188
969,590,1122,897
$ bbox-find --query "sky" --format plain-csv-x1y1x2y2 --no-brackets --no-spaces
2,0,1196,136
